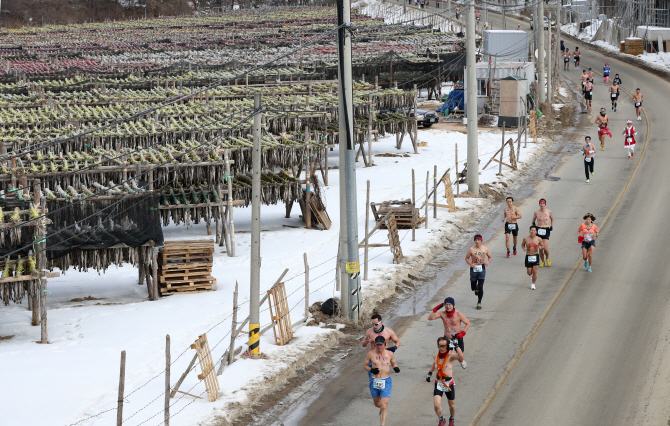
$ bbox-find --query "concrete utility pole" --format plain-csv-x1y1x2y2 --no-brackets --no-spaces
538,0,546,104
337,0,361,319
466,0,479,194
547,10,552,105
502,0,506,29
249,93,262,354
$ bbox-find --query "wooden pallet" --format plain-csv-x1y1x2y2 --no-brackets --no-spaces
158,240,216,295
267,282,293,346
370,199,422,229
191,334,220,402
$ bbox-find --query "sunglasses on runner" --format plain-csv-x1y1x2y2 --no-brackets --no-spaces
371,322,381,326
438,344,449,348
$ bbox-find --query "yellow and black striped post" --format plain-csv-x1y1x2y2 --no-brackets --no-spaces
249,324,260,355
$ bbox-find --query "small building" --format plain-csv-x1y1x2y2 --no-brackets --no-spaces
463,61,535,124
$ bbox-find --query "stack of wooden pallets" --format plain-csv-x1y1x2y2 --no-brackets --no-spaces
625,38,643,55
158,240,216,295
370,199,423,229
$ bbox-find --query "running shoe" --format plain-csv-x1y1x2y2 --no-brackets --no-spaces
587,266,592,272
449,418,455,426
531,284,536,290
632,152,634,157
506,251,510,258
476,303,481,310
546,259,551,267
586,179,590,183
460,360,467,369
584,260,588,268
438,417,446,426
513,249,517,255
601,146,605,151
628,155,631,160
474,289,478,295
540,261,545,267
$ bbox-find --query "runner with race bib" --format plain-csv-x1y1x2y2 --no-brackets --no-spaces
578,213,599,272
364,336,400,426
532,199,554,267
582,136,596,182
430,336,465,426
522,226,544,290
465,234,492,309
502,196,522,257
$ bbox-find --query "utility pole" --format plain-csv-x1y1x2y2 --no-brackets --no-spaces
502,0,506,29
337,0,360,319
547,9,552,105
466,0,479,194
249,93,262,354
538,0,546,104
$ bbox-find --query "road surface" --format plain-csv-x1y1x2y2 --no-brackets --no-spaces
252,11,670,426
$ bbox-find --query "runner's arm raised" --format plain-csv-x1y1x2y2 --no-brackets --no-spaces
362,332,372,347
428,311,443,321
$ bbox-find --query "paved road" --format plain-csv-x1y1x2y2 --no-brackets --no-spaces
258,13,670,426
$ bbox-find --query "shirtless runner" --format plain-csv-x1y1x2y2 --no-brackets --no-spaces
588,68,595,85
427,296,470,358
362,314,400,352
595,107,611,150
582,136,596,182
563,49,570,71
430,336,466,426
364,336,400,426
573,47,581,67
584,80,594,109
580,70,588,96
633,88,644,120
465,234,492,309
522,226,544,290
609,80,620,112
532,199,554,267
502,196,522,257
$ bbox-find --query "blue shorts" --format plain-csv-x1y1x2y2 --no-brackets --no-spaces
369,376,392,398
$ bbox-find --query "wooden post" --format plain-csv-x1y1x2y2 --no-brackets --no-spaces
38,196,48,342
498,122,505,176
165,335,170,426
138,248,145,285
517,118,522,165
368,93,373,167
31,180,40,326
323,144,329,186
152,245,159,300
455,144,459,196
305,129,311,229
412,169,416,241
413,84,419,154
117,350,126,426
303,253,309,318
433,166,437,219
228,281,238,366
224,150,236,256
524,123,528,148
425,171,429,228
364,180,370,281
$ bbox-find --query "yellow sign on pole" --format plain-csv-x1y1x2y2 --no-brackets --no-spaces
346,261,361,274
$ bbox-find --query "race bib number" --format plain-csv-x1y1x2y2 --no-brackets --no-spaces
537,228,547,236
627,137,632,143
508,223,517,230
373,379,386,389
473,264,483,272
527,255,538,263
584,234,593,241
585,157,592,162
635,102,641,107
611,93,617,98
436,380,451,392
590,91,593,95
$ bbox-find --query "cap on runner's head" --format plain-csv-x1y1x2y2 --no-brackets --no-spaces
374,336,386,346
627,120,632,124
444,297,455,306
539,198,547,205
474,234,483,241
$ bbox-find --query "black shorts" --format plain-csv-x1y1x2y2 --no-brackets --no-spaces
635,102,642,108
525,254,540,268
581,240,596,249
574,56,580,62
564,57,569,63
584,91,592,100
470,265,486,281
611,93,619,100
504,222,519,236
537,227,550,239
434,378,455,400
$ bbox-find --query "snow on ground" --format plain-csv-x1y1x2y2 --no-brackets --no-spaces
0,125,548,426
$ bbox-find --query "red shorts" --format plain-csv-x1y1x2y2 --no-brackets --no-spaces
598,127,612,138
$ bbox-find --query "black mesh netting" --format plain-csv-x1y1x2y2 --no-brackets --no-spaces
45,194,163,271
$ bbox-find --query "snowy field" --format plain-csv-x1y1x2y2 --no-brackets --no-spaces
0,125,547,426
